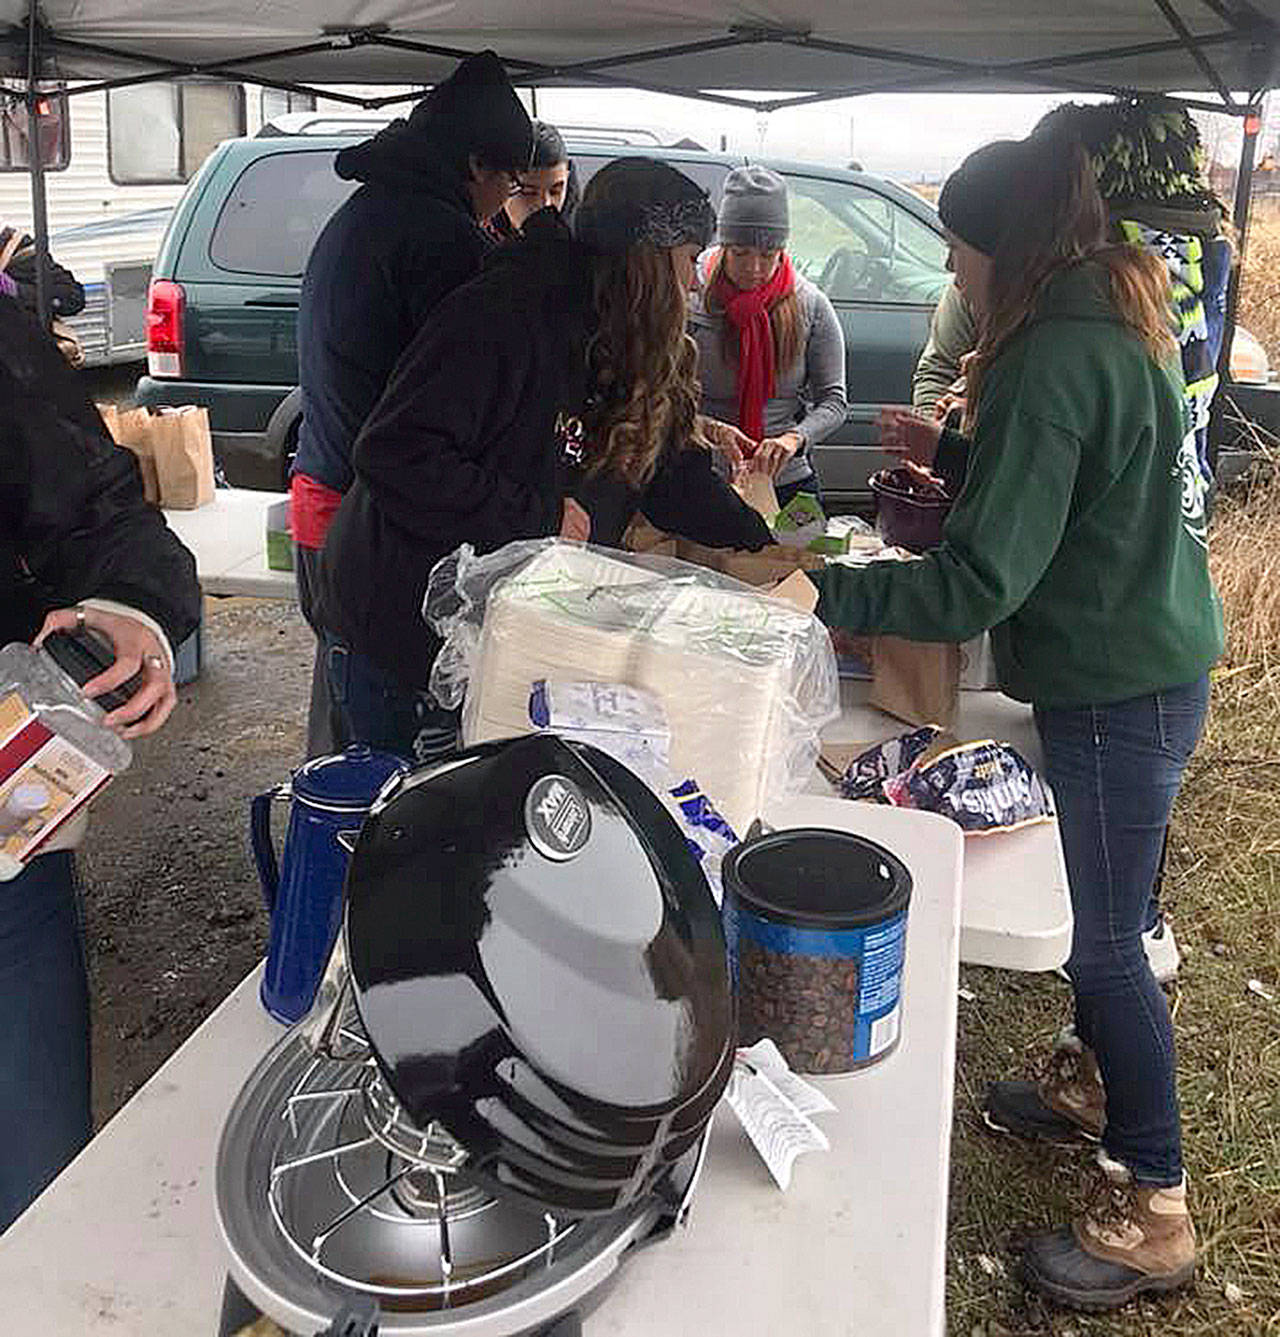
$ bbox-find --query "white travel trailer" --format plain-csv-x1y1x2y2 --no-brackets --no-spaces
0,82,407,365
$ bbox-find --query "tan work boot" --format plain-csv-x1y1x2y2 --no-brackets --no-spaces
1022,1151,1197,1310
983,1027,1106,1144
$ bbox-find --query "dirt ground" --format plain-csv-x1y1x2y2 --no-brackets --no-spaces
81,595,312,1125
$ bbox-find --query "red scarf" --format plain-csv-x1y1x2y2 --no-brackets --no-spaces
710,251,795,445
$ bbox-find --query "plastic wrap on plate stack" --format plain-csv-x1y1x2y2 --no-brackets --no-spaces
425,540,840,834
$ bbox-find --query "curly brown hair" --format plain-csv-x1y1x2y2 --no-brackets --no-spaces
582,243,707,487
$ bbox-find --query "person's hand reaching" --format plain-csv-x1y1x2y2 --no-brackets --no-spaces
752,431,802,479
699,416,756,479
35,606,177,739
879,406,944,468
559,497,591,543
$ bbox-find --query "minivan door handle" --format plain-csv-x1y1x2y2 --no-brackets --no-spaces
244,297,298,308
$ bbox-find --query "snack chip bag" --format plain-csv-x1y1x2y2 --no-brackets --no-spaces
884,739,1052,835
836,726,942,802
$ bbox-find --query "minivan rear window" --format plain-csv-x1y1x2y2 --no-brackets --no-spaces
210,150,358,277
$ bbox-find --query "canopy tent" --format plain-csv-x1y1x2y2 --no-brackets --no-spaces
1,1,1277,344
1,1,1278,110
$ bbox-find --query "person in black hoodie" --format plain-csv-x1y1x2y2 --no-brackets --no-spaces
291,51,532,756
315,158,770,763
0,224,84,321
0,297,200,1232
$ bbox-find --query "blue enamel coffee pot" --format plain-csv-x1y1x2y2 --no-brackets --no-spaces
251,745,409,1023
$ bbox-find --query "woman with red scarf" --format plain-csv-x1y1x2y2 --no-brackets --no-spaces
690,166,847,508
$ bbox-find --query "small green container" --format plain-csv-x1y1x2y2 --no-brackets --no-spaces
265,500,294,572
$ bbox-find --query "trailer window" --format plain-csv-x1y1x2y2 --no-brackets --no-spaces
108,82,246,185
261,89,317,122
210,150,358,277
0,92,70,172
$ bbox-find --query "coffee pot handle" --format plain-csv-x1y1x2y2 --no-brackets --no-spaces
250,783,289,915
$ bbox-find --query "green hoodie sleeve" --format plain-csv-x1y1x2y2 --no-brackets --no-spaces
814,363,1082,642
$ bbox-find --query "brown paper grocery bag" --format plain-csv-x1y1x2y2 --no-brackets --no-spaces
95,401,120,441
102,404,161,506
868,636,961,729
148,406,215,509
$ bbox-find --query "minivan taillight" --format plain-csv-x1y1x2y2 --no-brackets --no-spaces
146,279,185,377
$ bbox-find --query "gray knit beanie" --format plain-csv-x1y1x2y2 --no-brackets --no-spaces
717,166,789,250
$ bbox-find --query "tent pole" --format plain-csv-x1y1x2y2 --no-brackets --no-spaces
24,0,49,328
1209,97,1264,474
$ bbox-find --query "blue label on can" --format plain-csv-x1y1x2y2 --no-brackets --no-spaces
724,895,908,1065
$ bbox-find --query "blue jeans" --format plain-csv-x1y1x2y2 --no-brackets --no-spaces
0,851,92,1230
1035,677,1209,1186
322,634,460,765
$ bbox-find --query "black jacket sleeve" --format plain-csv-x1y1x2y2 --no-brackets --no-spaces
0,301,200,647
639,447,773,551
351,288,561,552
7,234,86,317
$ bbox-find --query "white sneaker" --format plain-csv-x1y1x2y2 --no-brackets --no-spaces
1143,916,1180,983
1055,917,1180,983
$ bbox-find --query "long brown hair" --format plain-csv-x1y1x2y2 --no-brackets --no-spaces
965,143,1175,430
583,243,706,486
705,248,804,377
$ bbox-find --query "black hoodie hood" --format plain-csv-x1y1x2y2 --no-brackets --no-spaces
482,207,595,324
335,50,532,195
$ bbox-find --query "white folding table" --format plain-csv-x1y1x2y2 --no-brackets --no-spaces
163,488,294,599
819,679,1073,973
0,802,964,1337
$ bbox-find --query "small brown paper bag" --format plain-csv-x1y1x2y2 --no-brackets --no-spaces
95,401,120,441
734,470,780,525
148,406,215,509
868,636,961,729
101,403,161,506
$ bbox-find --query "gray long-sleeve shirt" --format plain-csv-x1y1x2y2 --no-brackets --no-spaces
912,279,977,413
689,271,847,489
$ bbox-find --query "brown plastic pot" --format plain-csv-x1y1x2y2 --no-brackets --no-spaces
870,469,954,553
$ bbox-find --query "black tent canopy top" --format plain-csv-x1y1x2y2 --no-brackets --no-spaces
1,1,1278,113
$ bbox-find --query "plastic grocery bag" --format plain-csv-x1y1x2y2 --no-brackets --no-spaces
0,644,131,879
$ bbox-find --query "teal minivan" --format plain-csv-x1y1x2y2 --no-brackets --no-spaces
137,134,953,501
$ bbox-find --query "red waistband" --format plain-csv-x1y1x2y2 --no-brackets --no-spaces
289,473,345,550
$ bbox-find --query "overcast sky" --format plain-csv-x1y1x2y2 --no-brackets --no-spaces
525,86,1261,183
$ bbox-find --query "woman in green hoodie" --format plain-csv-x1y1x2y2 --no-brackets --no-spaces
813,137,1222,1312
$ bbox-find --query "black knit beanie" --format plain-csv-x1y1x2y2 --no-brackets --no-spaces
937,140,1030,257
407,50,533,172
574,157,714,255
